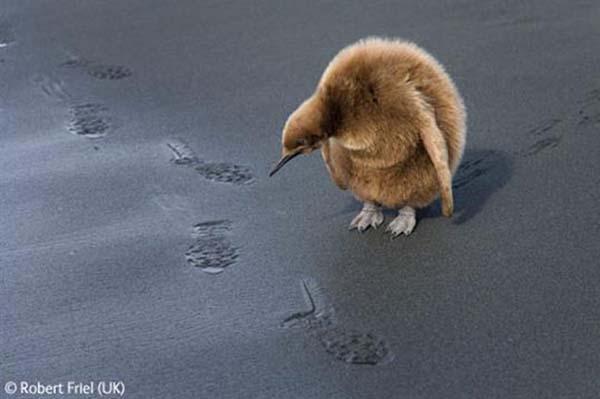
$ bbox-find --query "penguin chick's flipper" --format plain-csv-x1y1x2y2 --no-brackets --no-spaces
386,206,416,237
419,112,454,217
349,202,384,232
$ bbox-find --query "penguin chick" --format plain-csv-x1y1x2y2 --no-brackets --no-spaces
270,37,466,236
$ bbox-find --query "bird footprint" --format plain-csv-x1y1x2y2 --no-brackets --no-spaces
519,118,563,157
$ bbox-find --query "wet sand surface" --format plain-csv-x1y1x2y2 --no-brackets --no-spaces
2,1,600,398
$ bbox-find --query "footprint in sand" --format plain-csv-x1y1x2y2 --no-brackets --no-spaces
166,138,255,185
282,278,390,365
60,57,132,80
186,220,239,275
86,64,133,80
68,103,111,138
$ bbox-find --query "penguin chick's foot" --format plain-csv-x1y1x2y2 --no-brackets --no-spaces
349,202,384,232
386,207,416,237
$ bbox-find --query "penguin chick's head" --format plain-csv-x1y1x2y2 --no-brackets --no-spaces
269,97,327,177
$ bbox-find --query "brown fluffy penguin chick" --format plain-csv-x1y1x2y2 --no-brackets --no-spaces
270,37,466,236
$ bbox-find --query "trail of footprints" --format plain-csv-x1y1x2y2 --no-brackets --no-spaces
33,57,251,279
454,88,600,190
22,30,387,370
59,57,131,138
164,139,252,273
282,279,390,365
31,56,133,139
518,88,599,157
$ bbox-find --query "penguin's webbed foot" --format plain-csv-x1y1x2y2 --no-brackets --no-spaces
349,202,384,232
386,207,416,237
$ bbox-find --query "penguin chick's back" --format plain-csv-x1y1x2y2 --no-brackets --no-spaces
318,37,466,209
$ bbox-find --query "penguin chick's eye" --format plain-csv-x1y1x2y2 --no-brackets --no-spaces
296,135,320,148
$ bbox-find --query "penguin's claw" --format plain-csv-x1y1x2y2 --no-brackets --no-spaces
386,207,416,237
349,206,384,232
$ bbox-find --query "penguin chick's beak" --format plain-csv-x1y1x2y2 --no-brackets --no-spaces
269,150,302,177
